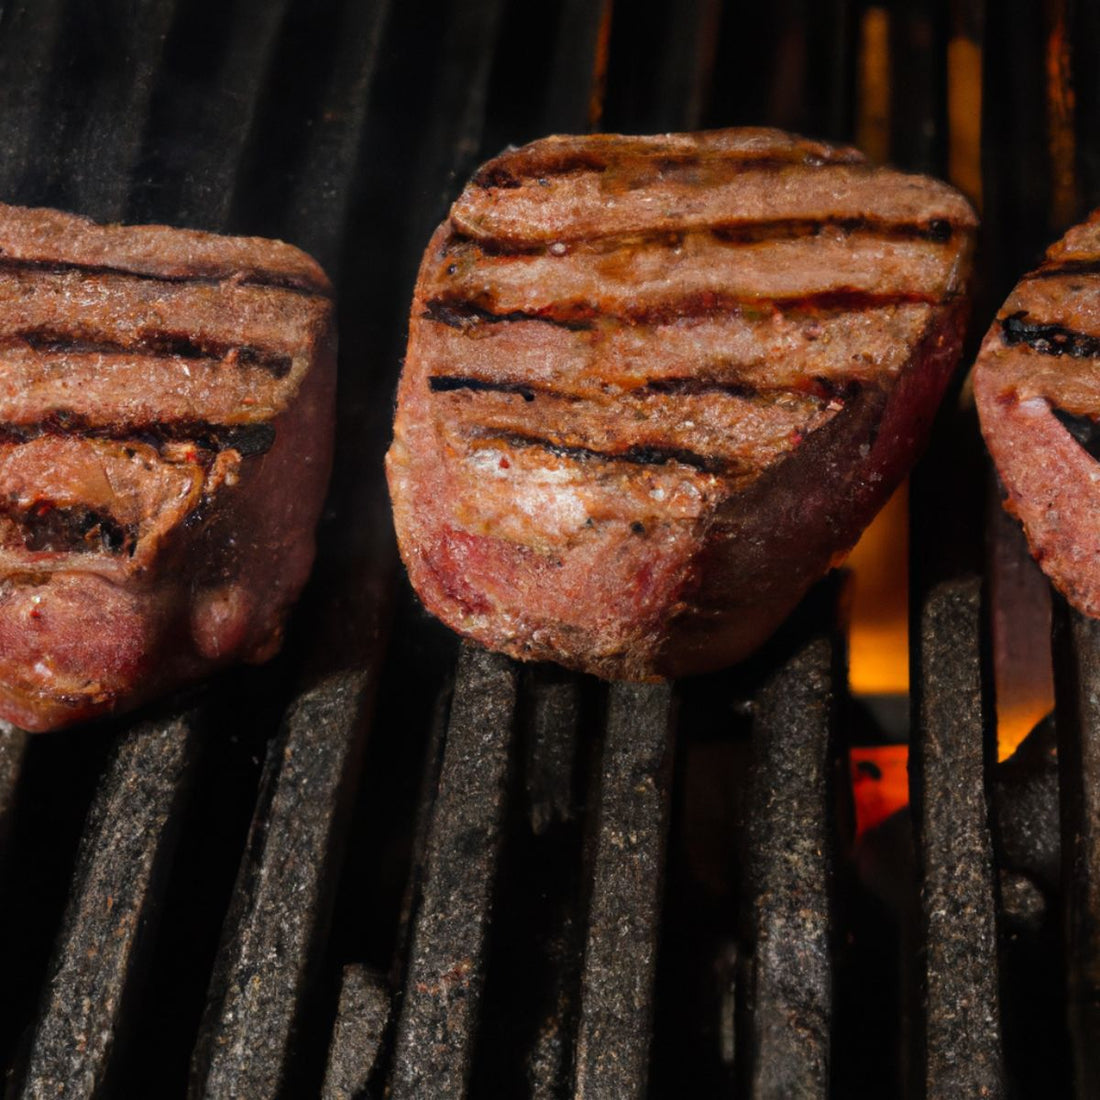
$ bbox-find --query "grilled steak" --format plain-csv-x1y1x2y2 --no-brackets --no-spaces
0,204,335,730
387,129,977,679
975,210,1100,618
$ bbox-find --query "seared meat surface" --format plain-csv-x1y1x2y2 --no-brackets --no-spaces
388,129,976,679
0,204,335,730
975,210,1100,617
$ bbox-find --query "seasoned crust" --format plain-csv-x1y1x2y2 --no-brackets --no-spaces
975,208,1100,618
388,129,976,678
0,204,336,730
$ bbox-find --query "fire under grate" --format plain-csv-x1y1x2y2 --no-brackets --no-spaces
0,0,1096,1097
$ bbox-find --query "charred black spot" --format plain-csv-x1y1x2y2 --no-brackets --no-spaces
631,522,646,535
205,424,276,456
0,418,275,457
1053,407,1100,461
925,219,954,243
4,502,135,556
235,345,293,379
1028,259,1100,281
709,216,957,245
1000,312,1100,358
644,377,757,398
494,431,725,474
471,164,523,189
422,297,595,332
429,376,536,401
17,328,293,377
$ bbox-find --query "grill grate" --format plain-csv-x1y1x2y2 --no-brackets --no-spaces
0,1,1097,1097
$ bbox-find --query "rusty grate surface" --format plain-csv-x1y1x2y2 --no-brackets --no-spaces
0,1,1096,1097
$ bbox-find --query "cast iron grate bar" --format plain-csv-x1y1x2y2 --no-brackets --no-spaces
573,681,675,1100
402,0,509,260
189,671,374,1097
647,0,721,132
910,574,1005,1099
389,643,517,1098
128,0,294,230
1053,606,1100,1099
234,0,392,277
12,712,200,1097
321,964,391,1100
0,0,67,201
747,584,842,1099
541,0,614,133
35,0,180,221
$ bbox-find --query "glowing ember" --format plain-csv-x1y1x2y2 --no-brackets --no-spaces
850,745,909,839
848,482,909,695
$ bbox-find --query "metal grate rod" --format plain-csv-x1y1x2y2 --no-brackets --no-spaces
747,583,841,1100
573,681,675,1100
13,713,201,1098
389,643,517,1098
127,0,294,229
188,672,374,1097
321,963,391,1100
910,575,1005,1099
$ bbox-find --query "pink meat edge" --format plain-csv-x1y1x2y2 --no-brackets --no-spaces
976,368,1100,618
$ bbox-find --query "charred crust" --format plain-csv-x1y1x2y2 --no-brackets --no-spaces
642,377,758,398
424,290,939,332
1,501,135,556
213,423,276,456
488,430,727,474
467,147,864,192
0,256,330,298
429,376,537,401
422,297,595,332
1028,259,1100,281
452,216,962,255
15,328,294,378
1000,311,1100,359
0,418,276,457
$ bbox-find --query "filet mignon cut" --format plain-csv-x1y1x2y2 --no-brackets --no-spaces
0,203,335,731
975,209,1100,618
387,129,977,680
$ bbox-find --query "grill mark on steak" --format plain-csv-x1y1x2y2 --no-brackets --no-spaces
1052,407,1100,460
0,501,135,556
1000,311,1100,359
0,419,276,457
471,149,865,189
645,375,862,399
429,373,861,403
461,216,961,254
10,327,294,378
0,256,329,298
424,289,944,331
422,298,594,332
483,430,728,474
429,376,539,401
1028,260,1100,281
